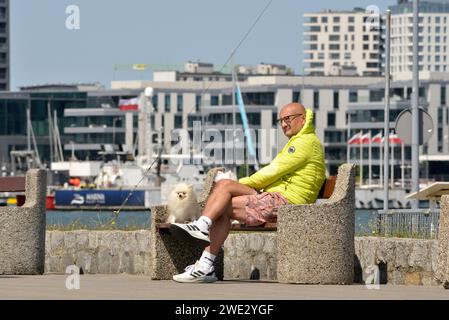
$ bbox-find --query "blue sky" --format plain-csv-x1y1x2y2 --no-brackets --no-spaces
11,0,393,90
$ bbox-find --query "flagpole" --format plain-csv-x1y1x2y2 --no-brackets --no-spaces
391,133,395,189
347,113,351,163
379,137,383,187
360,130,363,186
383,9,391,211
369,130,372,186
401,142,405,188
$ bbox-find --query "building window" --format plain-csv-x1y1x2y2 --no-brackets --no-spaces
177,94,183,112
348,16,354,23
333,26,340,32
152,95,158,112
211,95,219,106
442,86,447,106
348,25,354,32
333,16,340,23
329,35,340,41
174,115,183,129
195,95,202,112
349,90,358,103
272,112,278,126
333,91,339,109
327,112,336,127
164,94,171,112
321,16,328,23
313,91,319,109
292,91,300,103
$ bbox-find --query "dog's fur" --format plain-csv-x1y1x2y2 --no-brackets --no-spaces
166,183,201,224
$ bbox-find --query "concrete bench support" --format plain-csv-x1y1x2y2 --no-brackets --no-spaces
277,164,356,284
436,195,449,287
149,167,224,280
0,169,47,275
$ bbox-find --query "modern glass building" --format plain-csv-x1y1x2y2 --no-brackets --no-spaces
0,84,141,170
0,0,9,90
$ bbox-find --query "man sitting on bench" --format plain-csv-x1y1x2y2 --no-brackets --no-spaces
170,102,326,283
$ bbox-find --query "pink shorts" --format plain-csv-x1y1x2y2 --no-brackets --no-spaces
245,192,289,227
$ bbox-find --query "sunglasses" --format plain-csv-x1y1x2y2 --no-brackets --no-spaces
276,113,304,125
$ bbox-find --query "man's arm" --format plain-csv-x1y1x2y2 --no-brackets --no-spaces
239,137,312,190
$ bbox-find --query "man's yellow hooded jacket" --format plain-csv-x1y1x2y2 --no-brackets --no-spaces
239,109,326,204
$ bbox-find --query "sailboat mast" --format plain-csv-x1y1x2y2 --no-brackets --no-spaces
232,62,237,176
27,100,31,151
47,101,54,163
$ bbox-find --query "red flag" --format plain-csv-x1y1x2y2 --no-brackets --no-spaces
389,133,402,144
348,132,362,145
119,98,139,111
371,132,383,144
361,132,371,144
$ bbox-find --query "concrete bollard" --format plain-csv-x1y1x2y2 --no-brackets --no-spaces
0,169,47,275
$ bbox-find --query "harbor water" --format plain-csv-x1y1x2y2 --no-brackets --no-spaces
46,209,378,235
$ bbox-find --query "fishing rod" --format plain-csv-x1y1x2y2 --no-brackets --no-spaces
112,0,274,223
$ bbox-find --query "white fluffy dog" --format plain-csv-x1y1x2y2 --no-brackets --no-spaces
166,183,201,224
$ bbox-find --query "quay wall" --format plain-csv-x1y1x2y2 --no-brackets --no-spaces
44,231,439,285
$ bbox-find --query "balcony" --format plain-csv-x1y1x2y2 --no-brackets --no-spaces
64,126,126,134
63,144,102,151
64,108,125,117
304,26,321,33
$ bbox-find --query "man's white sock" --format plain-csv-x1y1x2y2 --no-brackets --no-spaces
198,250,216,270
194,216,212,234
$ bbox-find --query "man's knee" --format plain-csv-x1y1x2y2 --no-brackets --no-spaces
215,179,236,190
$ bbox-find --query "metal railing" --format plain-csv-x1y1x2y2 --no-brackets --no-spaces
376,209,440,239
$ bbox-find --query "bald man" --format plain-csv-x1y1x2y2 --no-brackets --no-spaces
170,102,326,283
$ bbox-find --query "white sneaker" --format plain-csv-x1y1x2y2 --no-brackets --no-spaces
169,222,210,246
173,261,217,283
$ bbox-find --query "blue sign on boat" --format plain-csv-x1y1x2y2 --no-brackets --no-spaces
55,190,145,207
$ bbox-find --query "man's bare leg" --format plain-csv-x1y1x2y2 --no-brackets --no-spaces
202,179,256,222
207,195,249,256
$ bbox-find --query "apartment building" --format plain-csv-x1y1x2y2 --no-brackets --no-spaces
303,7,383,76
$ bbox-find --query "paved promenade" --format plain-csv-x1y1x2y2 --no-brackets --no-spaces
0,275,448,300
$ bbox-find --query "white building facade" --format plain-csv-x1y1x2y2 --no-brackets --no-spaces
389,0,449,80
303,8,383,76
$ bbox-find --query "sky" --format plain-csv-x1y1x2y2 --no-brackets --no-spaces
11,0,393,90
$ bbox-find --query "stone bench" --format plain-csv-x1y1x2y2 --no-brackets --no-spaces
436,195,449,288
150,164,355,284
0,169,47,275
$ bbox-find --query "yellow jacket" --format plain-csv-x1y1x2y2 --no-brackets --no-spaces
239,109,326,204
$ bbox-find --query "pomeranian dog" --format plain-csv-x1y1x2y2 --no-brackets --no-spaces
166,183,201,224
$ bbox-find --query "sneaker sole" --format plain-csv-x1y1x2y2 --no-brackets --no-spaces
169,224,210,246
173,276,218,283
